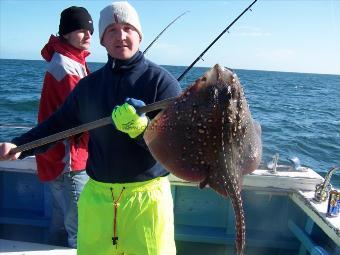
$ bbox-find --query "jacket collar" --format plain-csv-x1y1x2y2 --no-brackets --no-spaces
41,34,90,64
107,51,144,72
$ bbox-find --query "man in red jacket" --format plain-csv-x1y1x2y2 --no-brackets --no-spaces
37,6,93,248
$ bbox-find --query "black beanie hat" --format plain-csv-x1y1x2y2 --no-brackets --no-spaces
58,6,94,36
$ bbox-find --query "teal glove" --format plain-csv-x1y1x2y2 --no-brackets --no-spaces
112,98,148,138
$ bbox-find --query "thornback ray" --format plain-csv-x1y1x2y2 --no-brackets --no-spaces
144,64,262,255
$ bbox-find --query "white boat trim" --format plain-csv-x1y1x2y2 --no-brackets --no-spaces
0,239,76,255
169,167,324,192
0,157,324,192
0,156,37,173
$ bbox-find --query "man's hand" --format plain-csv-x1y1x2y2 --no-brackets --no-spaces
112,98,148,138
0,143,21,161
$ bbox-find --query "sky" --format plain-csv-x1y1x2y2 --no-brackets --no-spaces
0,0,339,75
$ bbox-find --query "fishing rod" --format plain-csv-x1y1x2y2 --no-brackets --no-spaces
143,11,189,55
177,0,258,82
10,97,175,154
9,1,258,154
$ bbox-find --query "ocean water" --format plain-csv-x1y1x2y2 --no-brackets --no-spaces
0,59,339,187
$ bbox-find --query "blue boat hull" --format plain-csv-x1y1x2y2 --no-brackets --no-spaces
0,165,339,255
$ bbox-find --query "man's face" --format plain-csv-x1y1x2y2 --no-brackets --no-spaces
63,29,92,50
102,23,141,60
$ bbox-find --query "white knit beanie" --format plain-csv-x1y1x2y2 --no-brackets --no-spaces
99,1,143,44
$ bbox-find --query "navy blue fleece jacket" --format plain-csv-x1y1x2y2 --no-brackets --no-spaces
12,51,182,183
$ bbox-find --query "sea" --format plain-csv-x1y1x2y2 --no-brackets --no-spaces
0,58,339,187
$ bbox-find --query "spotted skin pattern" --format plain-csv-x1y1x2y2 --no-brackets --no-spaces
144,64,262,255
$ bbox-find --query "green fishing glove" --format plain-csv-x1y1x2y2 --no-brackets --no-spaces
112,98,148,138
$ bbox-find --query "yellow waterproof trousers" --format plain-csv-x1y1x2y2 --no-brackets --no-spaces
77,177,176,255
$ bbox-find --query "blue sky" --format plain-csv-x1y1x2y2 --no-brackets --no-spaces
1,0,339,75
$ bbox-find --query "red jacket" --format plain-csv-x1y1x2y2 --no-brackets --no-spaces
36,35,90,181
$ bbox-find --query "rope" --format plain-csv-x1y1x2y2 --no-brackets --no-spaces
110,187,126,247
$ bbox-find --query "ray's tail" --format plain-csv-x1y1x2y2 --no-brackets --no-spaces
224,179,246,255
